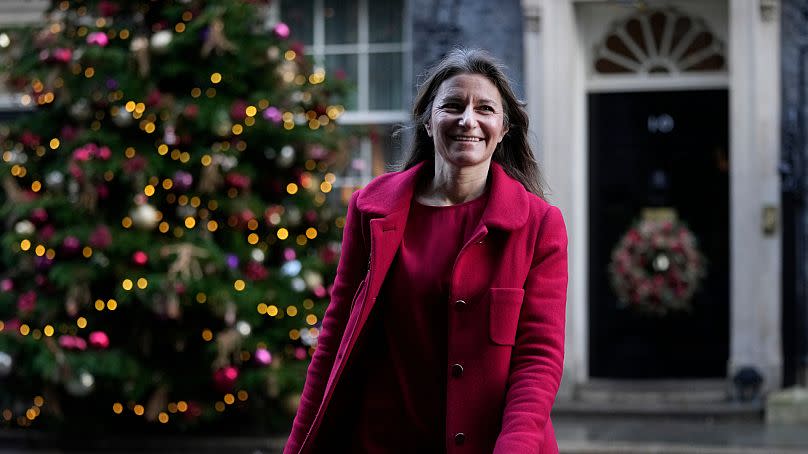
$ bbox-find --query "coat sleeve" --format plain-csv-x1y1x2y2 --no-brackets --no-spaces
284,190,368,454
494,205,568,453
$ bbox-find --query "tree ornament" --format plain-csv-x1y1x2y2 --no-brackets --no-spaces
112,108,134,127
45,170,65,190
130,36,150,77
250,248,265,262
212,366,239,392
17,291,36,313
254,348,272,366
0,279,13,292
132,251,149,266
61,235,81,256
150,30,173,53
89,225,112,249
213,109,232,137
163,124,178,145
236,320,251,336
14,220,35,235
65,283,90,317
273,22,291,39
201,18,236,57
65,370,95,396
69,99,92,120
262,106,282,123
280,259,301,277
278,145,296,167
130,203,159,230
0,351,12,377
58,335,87,351
173,171,193,192
86,31,109,47
300,327,319,347
88,331,110,349
161,243,209,281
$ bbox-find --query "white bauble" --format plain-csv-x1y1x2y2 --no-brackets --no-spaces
236,321,251,337
69,99,91,120
150,30,173,53
0,351,12,377
65,370,95,396
14,220,35,235
46,170,65,189
112,109,133,127
130,203,159,230
278,145,295,168
250,248,265,262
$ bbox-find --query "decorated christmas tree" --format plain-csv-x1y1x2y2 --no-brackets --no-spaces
0,0,349,434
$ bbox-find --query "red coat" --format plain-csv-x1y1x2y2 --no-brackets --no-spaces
285,161,568,454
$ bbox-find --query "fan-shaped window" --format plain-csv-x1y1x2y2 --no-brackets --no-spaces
594,8,725,75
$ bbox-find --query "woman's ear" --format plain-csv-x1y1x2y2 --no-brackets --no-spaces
424,123,432,137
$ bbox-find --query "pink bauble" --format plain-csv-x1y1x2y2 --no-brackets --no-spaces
273,22,291,39
254,348,272,366
132,251,148,266
86,32,109,47
1,279,14,292
89,331,110,349
213,366,239,392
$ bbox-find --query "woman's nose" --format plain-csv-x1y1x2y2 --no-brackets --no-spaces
458,106,476,128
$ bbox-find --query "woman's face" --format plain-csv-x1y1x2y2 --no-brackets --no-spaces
426,73,508,170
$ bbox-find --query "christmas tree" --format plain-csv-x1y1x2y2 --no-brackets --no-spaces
0,0,349,434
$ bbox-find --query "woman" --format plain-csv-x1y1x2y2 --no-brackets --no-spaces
285,48,568,454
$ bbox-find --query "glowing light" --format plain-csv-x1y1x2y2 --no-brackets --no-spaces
296,235,307,246
286,306,298,317
34,396,44,407
289,329,300,340
35,245,45,256
162,179,173,190
237,390,248,401
20,240,31,251
320,181,333,193
44,325,54,337
245,106,257,117
49,138,60,149
107,299,118,310
175,23,186,33
122,279,133,291
303,299,314,310
191,87,201,98
214,402,225,412
306,228,318,239
184,217,196,229
122,217,133,228
83,247,93,258
20,324,30,336
284,50,296,60
210,72,222,84
224,394,235,405
177,401,188,412
247,233,259,244
306,314,318,325
133,405,144,416
77,317,87,328
232,124,243,135
136,278,148,289
159,222,170,233
202,329,213,341
267,305,279,317
112,403,123,414
144,184,155,196
234,280,246,291
196,293,207,303
257,303,268,314
287,183,298,194
158,412,169,423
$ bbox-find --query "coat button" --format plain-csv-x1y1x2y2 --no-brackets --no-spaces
454,299,467,310
454,432,466,445
451,363,464,378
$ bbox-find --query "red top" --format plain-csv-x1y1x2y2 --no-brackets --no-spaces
350,193,488,452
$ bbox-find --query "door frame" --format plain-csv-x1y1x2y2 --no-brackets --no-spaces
527,0,782,394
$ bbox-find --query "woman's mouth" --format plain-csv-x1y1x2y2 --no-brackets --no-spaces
452,136,482,142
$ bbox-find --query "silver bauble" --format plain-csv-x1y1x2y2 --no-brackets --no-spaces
278,145,295,168
150,30,173,53
0,351,12,377
65,370,95,396
130,203,159,230
69,99,91,120
14,220,35,235
112,109,134,127
46,170,65,189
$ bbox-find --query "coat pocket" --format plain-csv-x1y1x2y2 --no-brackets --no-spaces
488,287,526,346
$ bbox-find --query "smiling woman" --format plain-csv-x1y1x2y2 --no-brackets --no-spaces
285,48,568,454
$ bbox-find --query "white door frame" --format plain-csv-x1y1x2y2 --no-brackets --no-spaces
525,0,782,394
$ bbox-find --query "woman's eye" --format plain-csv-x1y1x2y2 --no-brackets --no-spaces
478,105,495,113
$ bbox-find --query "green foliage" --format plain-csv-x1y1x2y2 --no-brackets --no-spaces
0,0,351,434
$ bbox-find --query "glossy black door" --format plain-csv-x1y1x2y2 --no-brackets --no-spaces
588,90,729,378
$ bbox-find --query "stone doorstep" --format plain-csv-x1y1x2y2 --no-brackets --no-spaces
766,387,808,424
558,441,808,454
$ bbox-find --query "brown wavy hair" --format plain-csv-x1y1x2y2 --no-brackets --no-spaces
399,47,544,198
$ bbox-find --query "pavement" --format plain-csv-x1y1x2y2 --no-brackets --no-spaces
553,415,808,454
1,415,807,453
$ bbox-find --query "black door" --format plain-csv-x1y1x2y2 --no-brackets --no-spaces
588,90,729,378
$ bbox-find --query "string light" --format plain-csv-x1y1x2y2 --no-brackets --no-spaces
267,305,279,317
286,306,298,317
234,280,246,291
256,303,268,314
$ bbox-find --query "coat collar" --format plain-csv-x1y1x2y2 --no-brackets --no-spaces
355,160,530,231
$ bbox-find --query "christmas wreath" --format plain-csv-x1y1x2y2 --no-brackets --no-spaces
608,210,706,315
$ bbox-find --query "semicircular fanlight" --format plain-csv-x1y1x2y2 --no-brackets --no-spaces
594,8,726,75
